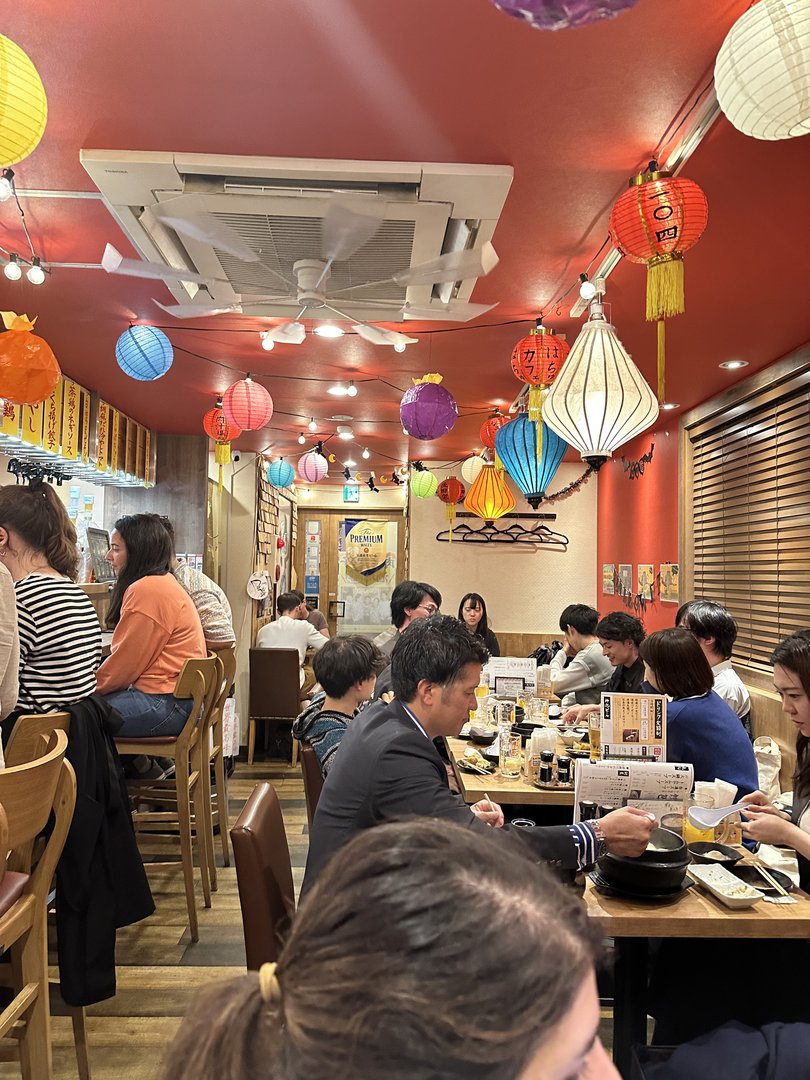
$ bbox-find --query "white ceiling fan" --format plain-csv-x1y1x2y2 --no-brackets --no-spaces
101,197,499,346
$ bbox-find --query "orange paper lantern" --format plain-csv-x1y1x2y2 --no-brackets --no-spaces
203,403,242,443
464,462,516,522
0,312,60,404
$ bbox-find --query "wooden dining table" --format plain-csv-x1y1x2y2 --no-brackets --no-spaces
583,873,810,1077
445,735,576,807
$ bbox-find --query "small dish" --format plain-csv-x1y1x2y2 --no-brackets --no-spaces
688,864,764,909
688,842,744,867
559,727,587,748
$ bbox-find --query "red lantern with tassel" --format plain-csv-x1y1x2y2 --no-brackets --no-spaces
480,410,511,449
437,476,466,542
608,160,708,402
510,321,569,423
203,399,242,490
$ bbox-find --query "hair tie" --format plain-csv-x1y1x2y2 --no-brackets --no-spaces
259,962,281,1004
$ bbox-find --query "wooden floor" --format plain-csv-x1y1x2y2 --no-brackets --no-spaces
0,760,306,1080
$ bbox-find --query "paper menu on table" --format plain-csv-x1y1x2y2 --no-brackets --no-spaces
482,657,537,697
573,760,693,823
601,692,667,761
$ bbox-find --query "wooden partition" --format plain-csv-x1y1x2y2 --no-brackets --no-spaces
496,632,562,658
741,666,796,792
78,582,111,628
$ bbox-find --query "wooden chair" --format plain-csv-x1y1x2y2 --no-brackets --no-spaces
115,656,219,942
3,712,90,1079
0,731,76,1080
300,740,325,826
205,646,237,883
230,782,295,970
248,648,302,766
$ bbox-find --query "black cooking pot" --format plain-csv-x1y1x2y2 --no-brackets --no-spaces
597,827,690,893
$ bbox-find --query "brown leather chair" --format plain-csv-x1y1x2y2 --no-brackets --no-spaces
230,782,295,970
300,740,325,826
248,647,302,766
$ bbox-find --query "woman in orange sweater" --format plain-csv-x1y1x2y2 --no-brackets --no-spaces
97,514,206,737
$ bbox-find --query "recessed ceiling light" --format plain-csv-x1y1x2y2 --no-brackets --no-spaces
314,324,344,338
344,458,356,468
660,402,680,411
330,414,353,422
337,425,354,441
328,384,349,396
719,360,749,370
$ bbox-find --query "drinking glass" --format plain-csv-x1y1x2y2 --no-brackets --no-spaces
588,711,602,763
500,732,523,779
682,799,715,845
660,811,684,838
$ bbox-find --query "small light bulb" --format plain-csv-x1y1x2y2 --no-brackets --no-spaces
346,380,358,397
362,447,370,459
308,418,317,432
298,432,306,445
27,257,45,286
4,254,21,281
579,278,597,301
0,170,13,203
260,332,275,351
394,342,407,354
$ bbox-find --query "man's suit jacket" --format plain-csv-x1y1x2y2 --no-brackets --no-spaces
302,699,578,894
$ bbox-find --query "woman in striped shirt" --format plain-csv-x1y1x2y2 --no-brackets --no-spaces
0,482,101,739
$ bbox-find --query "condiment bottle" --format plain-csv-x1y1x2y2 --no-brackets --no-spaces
597,804,614,818
556,755,571,785
579,800,598,821
539,750,554,786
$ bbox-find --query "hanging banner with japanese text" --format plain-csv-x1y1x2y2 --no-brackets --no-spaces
61,379,80,459
20,400,44,447
43,377,63,455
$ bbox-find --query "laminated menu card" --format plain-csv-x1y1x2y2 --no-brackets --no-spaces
573,759,694,823
601,692,667,761
482,656,537,698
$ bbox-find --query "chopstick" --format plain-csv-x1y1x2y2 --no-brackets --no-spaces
484,791,497,812
751,861,789,897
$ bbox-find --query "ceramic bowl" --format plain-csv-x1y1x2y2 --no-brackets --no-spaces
598,827,690,893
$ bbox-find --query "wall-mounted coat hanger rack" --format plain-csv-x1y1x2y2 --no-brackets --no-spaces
435,515,569,550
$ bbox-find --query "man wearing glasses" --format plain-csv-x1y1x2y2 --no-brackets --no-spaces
372,580,442,701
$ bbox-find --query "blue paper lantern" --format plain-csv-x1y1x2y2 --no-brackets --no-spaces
495,412,567,508
115,325,173,381
267,458,295,489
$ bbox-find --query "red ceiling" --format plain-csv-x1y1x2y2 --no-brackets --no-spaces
2,0,809,477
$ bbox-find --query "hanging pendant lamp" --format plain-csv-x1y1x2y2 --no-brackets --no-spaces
543,291,658,469
464,461,516,522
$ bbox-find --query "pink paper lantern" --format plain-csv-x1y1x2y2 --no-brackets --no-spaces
298,450,328,483
222,376,273,431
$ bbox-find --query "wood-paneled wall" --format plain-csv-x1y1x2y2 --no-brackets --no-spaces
497,632,563,658
103,433,208,557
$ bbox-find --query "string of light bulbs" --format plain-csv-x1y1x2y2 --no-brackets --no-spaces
0,168,46,285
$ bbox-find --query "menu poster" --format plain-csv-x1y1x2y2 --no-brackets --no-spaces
573,760,694,823
601,692,667,761
482,656,537,698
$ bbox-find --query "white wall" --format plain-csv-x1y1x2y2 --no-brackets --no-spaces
409,463,598,635
298,482,407,511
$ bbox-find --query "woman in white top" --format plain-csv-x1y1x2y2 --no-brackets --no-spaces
0,482,101,740
742,629,810,891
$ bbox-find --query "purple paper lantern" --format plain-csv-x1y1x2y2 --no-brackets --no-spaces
491,0,638,31
400,377,458,442
297,450,328,483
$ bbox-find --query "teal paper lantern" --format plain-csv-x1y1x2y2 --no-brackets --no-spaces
495,412,567,508
268,458,295,488
115,325,173,381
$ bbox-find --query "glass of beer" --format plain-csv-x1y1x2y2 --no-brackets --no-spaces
500,732,523,779
588,710,602,763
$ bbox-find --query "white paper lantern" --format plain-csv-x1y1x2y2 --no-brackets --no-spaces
460,455,485,485
543,301,658,468
715,0,810,141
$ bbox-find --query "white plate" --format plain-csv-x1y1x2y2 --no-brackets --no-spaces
688,864,764,909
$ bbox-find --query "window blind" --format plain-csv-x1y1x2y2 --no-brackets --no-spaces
689,383,810,669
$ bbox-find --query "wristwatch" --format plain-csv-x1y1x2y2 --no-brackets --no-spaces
590,818,608,859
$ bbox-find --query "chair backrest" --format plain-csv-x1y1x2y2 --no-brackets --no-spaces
300,741,325,827
4,710,70,768
170,655,219,749
249,648,301,721
230,781,295,969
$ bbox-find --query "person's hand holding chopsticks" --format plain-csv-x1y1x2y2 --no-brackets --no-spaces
471,793,504,829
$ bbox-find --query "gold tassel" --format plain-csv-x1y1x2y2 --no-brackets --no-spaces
494,450,504,471
647,253,684,321
446,502,456,543
657,320,666,403
527,384,543,424
215,441,231,492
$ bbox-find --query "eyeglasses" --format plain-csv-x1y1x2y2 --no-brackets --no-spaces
417,603,439,616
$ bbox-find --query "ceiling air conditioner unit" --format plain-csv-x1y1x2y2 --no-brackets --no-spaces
80,151,513,323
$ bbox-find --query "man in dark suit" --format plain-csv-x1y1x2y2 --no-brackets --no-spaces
303,615,654,892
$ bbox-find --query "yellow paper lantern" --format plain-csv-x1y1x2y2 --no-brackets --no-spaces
0,35,48,166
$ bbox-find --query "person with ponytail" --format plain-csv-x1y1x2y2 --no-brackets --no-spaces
163,818,618,1080
0,481,101,739
96,514,205,740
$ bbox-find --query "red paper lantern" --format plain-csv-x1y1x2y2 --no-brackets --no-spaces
0,312,60,405
480,411,511,449
222,376,273,431
202,404,242,443
437,475,466,541
511,324,569,388
608,161,708,401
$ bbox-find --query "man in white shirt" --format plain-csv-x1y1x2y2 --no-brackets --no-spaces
676,599,752,736
549,603,614,707
256,590,327,697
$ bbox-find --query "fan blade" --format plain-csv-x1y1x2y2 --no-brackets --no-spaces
354,324,418,347
102,243,215,285
153,207,260,263
265,321,307,345
402,301,498,322
392,241,499,286
153,299,242,319
321,200,384,262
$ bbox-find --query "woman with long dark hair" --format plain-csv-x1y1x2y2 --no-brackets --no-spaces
741,630,810,890
163,818,617,1080
96,514,205,738
457,592,500,656
0,482,100,738
639,628,757,796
